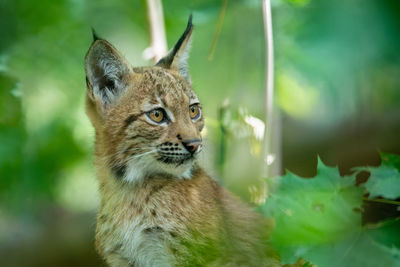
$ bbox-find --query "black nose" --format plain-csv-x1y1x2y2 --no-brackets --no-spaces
182,140,201,154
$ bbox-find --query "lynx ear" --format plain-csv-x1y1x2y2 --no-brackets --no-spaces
85,36,132,107
156,14,193,82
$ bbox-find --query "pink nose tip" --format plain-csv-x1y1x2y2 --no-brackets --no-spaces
182,140,201,154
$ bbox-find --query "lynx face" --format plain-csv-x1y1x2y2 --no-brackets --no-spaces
85,16,203,182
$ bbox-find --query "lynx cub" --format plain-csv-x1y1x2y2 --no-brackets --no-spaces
84,15,279,267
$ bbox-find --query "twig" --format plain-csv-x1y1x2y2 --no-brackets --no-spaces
208,0,228,60
217,100,229,179
145,0,168,63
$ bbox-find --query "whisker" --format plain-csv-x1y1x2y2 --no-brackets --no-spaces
121,145,156,156
130,149,157,159
103,146,156,165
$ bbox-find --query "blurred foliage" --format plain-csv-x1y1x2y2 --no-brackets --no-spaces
261,153,400,266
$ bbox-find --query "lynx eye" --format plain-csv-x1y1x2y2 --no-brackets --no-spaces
189,104,200,120
147,108,165,123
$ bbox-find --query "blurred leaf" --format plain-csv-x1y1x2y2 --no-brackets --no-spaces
284,0,312,7
354,154,400,200
380,152,400,171
0,73,24,197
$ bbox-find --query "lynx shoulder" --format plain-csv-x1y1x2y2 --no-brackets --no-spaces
84,15,280,267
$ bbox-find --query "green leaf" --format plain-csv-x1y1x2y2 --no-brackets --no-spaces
262,157,400,266
366,219,400,250
354,154,400,200
380,152,400,171
262,157,363,264
302,230,400,267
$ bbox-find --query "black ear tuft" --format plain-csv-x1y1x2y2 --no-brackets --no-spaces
169,13,193,62
156,14,193,68
91,27,101,42
156,14,194,82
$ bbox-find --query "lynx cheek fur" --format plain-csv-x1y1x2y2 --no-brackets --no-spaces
84,16,279,267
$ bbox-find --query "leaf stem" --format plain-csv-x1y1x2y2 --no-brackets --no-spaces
363,197,400,206
217,103,228,179
208,0,228,60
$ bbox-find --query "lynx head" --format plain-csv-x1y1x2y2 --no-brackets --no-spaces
85,15,204,183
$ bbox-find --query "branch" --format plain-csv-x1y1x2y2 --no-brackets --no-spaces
262,0,281,177
145,0,168,63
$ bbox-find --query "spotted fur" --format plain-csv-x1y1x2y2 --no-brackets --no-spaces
85,16,280,267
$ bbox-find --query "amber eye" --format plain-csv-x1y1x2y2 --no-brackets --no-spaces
148,109,165,123
189,104,200,120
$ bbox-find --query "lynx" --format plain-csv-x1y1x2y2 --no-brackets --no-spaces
84,15,280,267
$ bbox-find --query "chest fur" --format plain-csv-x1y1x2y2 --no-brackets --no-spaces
95,175,221,266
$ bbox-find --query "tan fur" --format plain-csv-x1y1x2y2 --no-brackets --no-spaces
85,20,280,267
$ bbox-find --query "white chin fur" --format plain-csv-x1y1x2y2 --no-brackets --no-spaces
122,155,194,183
157,161,193,179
